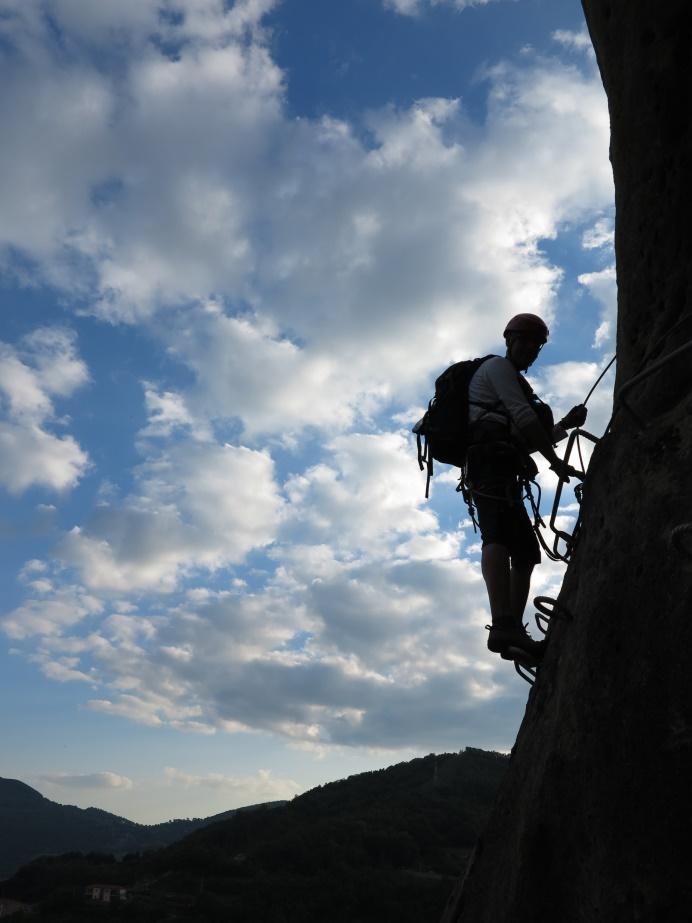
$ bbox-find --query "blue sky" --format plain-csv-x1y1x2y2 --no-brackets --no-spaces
0,0,616,824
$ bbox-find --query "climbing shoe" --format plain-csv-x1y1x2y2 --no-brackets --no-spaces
487,619,545,667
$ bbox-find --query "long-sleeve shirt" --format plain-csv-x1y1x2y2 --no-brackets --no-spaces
468,355,567,449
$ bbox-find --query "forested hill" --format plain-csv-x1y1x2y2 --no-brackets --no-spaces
1,748,508,922
0,776,277,881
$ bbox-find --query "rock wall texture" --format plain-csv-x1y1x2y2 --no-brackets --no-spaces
441,4,692,922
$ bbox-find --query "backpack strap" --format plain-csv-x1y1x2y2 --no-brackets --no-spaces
414,402,434,498
468,398,505,421
467,355,509,429
468,399,511,446
416,433,433,499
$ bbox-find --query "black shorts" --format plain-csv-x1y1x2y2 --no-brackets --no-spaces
466,441,541,566
472,483,541,566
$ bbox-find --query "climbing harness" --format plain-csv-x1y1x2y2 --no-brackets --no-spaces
460,353,617,566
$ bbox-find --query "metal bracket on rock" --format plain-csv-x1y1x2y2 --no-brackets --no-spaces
514,597,572,686
533,595,573,635
514,661,536,686
548,428,600,562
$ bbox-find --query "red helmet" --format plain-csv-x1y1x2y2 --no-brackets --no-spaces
503,313,549,343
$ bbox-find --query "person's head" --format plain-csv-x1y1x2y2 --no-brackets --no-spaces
503,313,549,370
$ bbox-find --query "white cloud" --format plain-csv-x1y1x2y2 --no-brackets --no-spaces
163,766,301,801
1,586,104,639
0,423,89,494
383,0,501,16
58,441,284,591
528,358,615,481
282,431,440,554
0,0,277,59
2,438,526,749
148,54,610,440
0,328,88,417
579,266,617,350
552,29,594,55
1,12,611,439
582,216,614,251
0,328,89,493
22,327,90,397
27,580,52,594
19,559,48,578
87,695,167,728
165,0,278,42
0,2,283,303
37,770,133,790
0,0,157,48
0,4,615,755
35,655,95,683
532,360,603,409
140,382,211,441
4,509,524,749
0,349,51,421
161,305,369,438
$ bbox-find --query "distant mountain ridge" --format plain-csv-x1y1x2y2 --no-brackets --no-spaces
0,776,282,880
2,748,508,921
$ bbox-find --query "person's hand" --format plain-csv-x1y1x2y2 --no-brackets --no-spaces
550,459,584,482
560,404,588,429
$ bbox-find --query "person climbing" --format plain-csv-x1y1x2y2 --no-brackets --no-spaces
466,313,586,667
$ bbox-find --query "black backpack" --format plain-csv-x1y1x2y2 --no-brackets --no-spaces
413,355,495,498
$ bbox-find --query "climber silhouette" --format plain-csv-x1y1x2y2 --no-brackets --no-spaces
465,314,586,666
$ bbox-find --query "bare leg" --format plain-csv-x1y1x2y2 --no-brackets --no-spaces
484,550,543,662
509,562,534,625
481,543,512,624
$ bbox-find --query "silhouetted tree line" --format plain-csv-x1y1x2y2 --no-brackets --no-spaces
0,749,508,922
0,778,226,880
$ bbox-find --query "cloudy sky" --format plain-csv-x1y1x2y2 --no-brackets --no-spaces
0,0,617,824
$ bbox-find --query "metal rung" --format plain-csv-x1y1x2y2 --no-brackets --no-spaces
548,428,600,561
533,595,573,635
534,595,572,620
515,661,536,685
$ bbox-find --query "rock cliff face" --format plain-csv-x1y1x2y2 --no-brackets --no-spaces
441,3,692,921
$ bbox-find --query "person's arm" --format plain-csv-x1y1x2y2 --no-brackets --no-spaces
483,358,540,431
484,360,583,480
548,405,589,476
519,419,582,480
551,422,569,444
521,418,562,467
